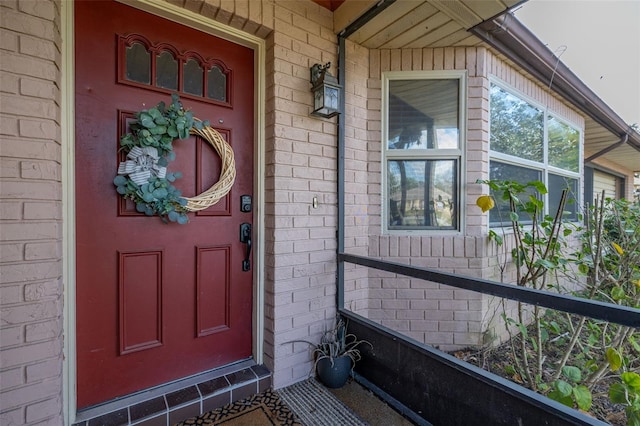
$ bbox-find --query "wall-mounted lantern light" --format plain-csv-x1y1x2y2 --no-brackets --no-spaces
310,62,341,118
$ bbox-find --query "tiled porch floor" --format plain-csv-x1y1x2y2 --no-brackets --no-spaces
73,360,271,426
72,363,416,426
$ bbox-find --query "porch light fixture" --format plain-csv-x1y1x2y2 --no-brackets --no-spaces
310,62,341,118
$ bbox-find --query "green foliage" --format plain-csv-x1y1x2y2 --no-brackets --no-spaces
548,366,592,411
114,94,209,224
609,372,640,426
477,178,574,290
478,178,640,423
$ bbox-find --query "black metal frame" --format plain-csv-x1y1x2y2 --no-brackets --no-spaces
339,253,640,327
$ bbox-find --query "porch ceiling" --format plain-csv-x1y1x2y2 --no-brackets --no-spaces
331,0,640,173
334,0,523,48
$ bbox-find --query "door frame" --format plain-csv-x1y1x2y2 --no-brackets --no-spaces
61,1,266,422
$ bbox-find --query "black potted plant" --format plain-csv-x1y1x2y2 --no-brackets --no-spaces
308,317,372,388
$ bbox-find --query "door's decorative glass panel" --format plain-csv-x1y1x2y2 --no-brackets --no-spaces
184,59,203,96
547,116,580,172
125,42,150,84
207,66,227,102
119,35,233,107
387,159,457,230
490,84,543,162
156,51,178,90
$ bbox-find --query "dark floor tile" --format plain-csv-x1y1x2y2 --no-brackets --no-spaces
168,402,200,425
131,413,167,426
130,396,167,421
202,391,230,413
166,386,200,408
251,364,271,378
258,376,272,393
225,368,255,385
72,422,87,426
231,382,256,403
87,408,129,426
197,376,229,397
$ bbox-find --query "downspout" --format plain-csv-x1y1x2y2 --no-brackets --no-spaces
337,34,346,309
585,134,628,164
335,0,397,310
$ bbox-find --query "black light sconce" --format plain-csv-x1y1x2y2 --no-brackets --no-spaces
310,62,341,118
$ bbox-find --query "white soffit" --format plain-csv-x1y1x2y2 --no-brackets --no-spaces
338,0,522,49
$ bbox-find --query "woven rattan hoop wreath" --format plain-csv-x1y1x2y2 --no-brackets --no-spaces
183,120,236,211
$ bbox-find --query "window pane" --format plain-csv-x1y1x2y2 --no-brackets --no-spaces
156,51,178,90
207,66,227,102
125,43,150,84
388,80,459,150
388,159,457,230
490,84,543,162
489,161,542,226
548,116,580,172
183,59,203,96
548,174,578,221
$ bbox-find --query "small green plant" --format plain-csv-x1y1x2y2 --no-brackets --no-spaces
548,366,592,412
477,179,576,391
609,372,640,426
288,316,372,371
311,317,372,369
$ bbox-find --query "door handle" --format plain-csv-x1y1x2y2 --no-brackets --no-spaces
240,223,252,271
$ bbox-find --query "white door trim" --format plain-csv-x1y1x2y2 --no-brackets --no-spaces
61,1,266,423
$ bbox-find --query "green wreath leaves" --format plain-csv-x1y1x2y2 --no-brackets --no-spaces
113,94,208,225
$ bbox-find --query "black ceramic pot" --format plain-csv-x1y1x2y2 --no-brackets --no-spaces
316,355,352,388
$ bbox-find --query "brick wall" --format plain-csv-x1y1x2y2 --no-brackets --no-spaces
260,1,339,389
0,0,64,425
341,46,588,352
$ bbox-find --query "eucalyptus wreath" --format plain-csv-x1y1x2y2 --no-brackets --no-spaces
113,94,207,224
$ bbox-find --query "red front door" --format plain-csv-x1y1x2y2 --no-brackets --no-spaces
74,1,254,409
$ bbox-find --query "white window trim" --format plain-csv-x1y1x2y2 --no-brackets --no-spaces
488,77,584,226
382,70,467,235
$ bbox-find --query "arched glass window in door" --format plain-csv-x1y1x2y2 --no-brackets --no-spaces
125,42,150,84
183,59,203,97
156,51,178,90
119,35,231,106
207,66,227,102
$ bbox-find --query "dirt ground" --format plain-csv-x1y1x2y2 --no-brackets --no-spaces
450,344,627,425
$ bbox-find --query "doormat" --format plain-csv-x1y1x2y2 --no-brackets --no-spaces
277,378,369,426
176,389,302,425
175,378,369,426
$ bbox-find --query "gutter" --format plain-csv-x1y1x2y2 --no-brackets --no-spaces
470,14,640,157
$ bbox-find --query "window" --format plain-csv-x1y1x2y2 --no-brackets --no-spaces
118,35,231,107
383,71,465,232
489,82,582,225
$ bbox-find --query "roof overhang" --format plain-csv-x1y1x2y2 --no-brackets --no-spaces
471,14,640,172
333,0,524,47
325,0,639,173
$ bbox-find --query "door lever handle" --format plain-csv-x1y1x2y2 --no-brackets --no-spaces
240,223,252,271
